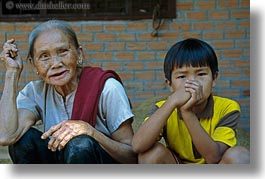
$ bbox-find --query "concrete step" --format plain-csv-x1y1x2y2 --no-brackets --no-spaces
0,146,11,164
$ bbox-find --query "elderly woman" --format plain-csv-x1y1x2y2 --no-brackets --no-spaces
0,20,136,164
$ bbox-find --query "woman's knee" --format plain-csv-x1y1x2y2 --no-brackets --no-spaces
62,135,99,163
220,146,250,164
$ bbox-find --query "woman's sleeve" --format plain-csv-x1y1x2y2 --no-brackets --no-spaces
16,82,41,120
99,78,134,134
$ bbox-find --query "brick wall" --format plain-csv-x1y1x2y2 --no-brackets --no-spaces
0,0,250,130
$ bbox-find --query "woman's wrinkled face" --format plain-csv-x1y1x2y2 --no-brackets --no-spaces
32,29,80,88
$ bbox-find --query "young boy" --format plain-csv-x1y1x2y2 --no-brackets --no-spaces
132,38,250,164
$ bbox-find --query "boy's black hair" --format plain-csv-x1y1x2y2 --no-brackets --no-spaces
164,38,219,83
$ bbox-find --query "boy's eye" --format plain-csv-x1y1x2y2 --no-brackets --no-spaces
198,73,207,76
177,75,186,79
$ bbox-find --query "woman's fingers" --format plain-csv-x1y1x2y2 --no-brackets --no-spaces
3,41,18,58
43,120,89,152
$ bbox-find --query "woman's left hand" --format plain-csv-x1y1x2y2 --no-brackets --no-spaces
41,120,95,152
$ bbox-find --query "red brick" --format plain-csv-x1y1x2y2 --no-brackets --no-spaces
127,43,146,51
219,60,233,68
232,80,249,87
236,41,250,48
182,32,201,39
118,72,134,80
234,60,249,67
225,30,245,39
156,71,166,81
116,52,134,60
216,80,230,88
239,20,250,29
135,71,155,80
17,43,28,51
124,82,143,90
196,1,215,9
83,24,103,32
92,52,112,60
244,69,250,77
219,90,240,97
170,23,191,31
15,24,35,32
244,49,250,57
70,25,81,33
218,0,238,8
222,69,242,78
77,33,93,42
118,34,135,41
147,82,167,90
124,62,144,70
0,33,5,43
105,43,125,51
7,34,28,42
146,62,163,70
84,43,103,51
222,50,242,58
243,90,250,97
212,40,234,49
102,62,122,71
137,52,155,60
187,12,206,20
128,23,147,31
240,0,250,8
0,24,15,32
105,24,125,31
194,22,213,30
177,2,193,10
96,34,115,41
237,99,249,106
209,11,229,20
157,52,167,59
138,33,155,41
149,42,167,50
216,22,236,30
203,32,223,39
231,10,249,19
160,32,179,40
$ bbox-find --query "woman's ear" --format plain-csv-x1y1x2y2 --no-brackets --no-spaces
28,57,33,65
79,45,84,58
28,57,39,75
212,71,219,87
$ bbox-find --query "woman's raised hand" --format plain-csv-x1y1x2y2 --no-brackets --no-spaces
0,39,23,73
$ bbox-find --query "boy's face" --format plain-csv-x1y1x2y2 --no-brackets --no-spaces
167,65,217,105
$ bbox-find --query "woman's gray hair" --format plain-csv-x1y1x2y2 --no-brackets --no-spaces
27,20,79,61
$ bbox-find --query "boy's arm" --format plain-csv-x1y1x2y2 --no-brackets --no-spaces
180,80,236,163
180,111,229,164
132,90,190,153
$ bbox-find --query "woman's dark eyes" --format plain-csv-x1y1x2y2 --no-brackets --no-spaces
58,49,69,55
39,54,49,61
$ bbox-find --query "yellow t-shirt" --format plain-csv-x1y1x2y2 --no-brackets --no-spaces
146,96,240,164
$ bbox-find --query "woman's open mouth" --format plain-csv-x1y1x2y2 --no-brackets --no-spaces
49,70,69,80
